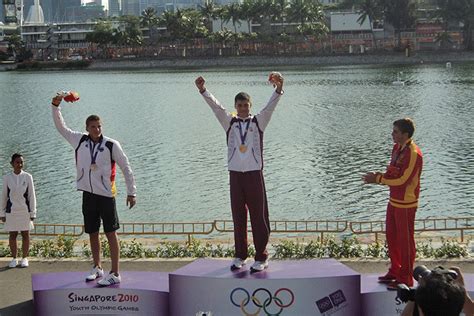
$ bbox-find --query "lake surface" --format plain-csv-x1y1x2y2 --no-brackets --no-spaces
0,63,473,224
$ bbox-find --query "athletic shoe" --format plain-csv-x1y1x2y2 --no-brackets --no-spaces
250,260,269,273
8,258,18,268
230,258,247,271
20,258,29,268
85,265,104,281
378,273,397,283
97,272,121,286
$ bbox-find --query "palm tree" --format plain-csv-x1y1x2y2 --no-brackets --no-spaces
449,0,474,50
357,0,382,48
287,0,323,26
141,7,159,43
222,3,242,33
198,0,218,32
380,0,416,49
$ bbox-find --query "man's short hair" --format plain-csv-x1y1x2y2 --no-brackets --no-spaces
393,118,415,138
234,92,251,105
10,153,23,163
415,271,465,316
86,115,101,127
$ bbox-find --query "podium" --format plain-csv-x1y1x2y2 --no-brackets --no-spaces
32,271,169,316
169,258,361,316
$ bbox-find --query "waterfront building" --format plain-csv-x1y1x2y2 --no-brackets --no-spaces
108,0,120,17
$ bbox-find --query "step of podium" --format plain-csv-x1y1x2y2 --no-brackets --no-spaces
169,258,361,316
32,271,169,316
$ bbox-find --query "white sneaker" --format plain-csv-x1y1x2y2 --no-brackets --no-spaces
97,272,121,286
20,258,29,268
8,258,18,268
250,260,269,272
85,265,104,281
230,258,248,270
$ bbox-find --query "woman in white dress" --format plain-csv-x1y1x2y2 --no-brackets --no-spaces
1,153,37,268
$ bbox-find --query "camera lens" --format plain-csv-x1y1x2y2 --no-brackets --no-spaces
413,265,431,281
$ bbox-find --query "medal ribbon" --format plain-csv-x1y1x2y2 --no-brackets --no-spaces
237,119,251,146
89,138,103,165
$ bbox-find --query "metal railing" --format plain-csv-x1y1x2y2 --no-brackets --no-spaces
117,222,214,244
0,217,472,243
350,217,474,242
214,220,348,240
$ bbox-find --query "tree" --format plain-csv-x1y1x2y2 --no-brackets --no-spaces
449,0,474,50
381,0,416,48
222,3,242,33
141,7,160,44
115,16,144,47
357,0,382,48
198,0,218,32
85,21,115,57
287,0,325,26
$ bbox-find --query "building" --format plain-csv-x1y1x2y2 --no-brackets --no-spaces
21,21,95,59
108,0,120,17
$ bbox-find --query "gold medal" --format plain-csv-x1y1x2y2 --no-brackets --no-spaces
239,145,247,153
90,163,97,171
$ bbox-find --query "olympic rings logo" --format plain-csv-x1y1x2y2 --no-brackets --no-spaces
230,287,295,316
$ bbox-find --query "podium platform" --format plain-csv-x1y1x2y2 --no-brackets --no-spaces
169,258,361,316
32,271,169,316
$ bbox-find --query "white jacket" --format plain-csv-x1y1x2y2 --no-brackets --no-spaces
1,171,37,218
201,90,282,172
52,106,136,198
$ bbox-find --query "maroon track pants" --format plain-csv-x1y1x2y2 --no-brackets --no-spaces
229,170,270,262
386,204,417,286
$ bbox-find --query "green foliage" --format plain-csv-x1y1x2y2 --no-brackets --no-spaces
364,240,388,258
416,240,435,258
434,239,469,258
120,239,146,258
100,236,111,257
30,236,76,258
0,244,11,257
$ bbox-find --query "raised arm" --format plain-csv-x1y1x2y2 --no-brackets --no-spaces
195,76,232,131
255,72,284,131
51,94,84,147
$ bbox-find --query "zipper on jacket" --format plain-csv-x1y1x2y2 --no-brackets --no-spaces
228,147,236,163
251,148,259,164
89,169,93,193
100,175,109,191
77,168,84,182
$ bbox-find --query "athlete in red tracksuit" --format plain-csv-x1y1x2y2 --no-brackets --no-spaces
364,118,423,288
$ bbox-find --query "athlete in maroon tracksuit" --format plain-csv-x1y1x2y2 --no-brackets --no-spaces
195,73,284,272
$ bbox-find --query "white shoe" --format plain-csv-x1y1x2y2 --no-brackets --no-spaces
20,258,29,268
8,258,18,268
230,258,248,270
250,260,269,272
97,272,121,286
85,265,104,281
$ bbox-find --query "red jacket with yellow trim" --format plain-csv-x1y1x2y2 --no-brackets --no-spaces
375,140,423,208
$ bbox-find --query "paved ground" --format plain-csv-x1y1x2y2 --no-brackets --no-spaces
0,258,472,316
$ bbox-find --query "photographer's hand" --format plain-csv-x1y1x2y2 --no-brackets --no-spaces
450,267,474,316
401,301,416,316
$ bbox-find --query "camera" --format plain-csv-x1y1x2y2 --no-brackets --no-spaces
396,265,458,303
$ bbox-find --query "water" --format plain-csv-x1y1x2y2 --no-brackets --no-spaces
0,63,473,224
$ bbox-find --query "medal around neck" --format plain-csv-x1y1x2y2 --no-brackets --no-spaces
239,144,247,153
90,163,97,171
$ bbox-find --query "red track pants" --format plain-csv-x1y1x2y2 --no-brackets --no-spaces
230,170,270,262
386,204,417,286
